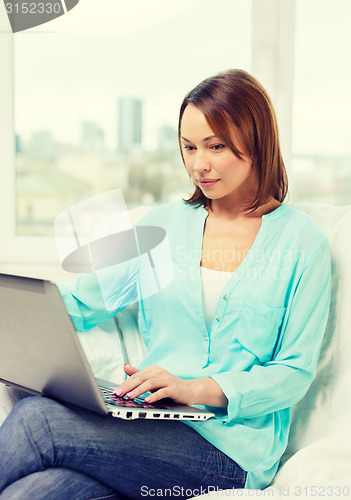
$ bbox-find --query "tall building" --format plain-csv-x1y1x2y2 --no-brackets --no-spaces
81,121,105,154
117,97,142,151
29,130,54,161
15,134,22,154
157,125,178,152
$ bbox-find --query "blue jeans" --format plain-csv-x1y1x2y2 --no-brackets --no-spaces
0,397,246,499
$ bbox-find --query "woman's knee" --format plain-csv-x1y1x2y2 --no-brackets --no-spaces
12,395,59,415
6,396,65,433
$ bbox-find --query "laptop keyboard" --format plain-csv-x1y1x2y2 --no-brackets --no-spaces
99,387,169,410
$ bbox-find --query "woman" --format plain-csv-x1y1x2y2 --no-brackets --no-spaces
0,69,331,499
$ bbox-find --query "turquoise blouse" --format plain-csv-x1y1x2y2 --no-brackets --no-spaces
59,201,331,490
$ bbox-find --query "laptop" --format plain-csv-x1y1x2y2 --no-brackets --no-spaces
0,273,215,421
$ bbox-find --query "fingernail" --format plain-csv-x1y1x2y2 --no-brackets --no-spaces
126,391,134,398
145,396,151,402
114,388,123,396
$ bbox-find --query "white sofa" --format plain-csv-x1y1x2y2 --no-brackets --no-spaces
1,202,351,499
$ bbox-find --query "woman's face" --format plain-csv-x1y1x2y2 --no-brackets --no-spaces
180,104,257,208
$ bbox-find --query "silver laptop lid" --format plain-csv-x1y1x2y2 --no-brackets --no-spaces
0,273,108,414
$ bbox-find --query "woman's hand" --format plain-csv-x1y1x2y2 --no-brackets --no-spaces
113,363,228,408
113,364,194,405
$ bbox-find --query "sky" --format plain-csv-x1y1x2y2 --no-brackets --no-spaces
2,0,351,156
11,0,251,150
292,0,351,157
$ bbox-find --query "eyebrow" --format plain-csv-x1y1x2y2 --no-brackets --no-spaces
181,135,217,143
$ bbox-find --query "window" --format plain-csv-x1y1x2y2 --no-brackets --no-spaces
8,0,345,271
290,0,351,204
12,0,252,241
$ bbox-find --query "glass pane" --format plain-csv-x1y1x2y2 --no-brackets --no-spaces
14,0,252,235
291,0,351,205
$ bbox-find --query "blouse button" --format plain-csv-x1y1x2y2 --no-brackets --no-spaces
216,316,220,321
223,295,227,300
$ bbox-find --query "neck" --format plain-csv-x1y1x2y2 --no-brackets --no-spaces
209,196,256,219
208,196,280,220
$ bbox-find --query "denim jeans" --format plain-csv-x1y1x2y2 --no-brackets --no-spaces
0,396,246,500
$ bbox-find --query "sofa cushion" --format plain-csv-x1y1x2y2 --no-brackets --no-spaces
273,203,351,485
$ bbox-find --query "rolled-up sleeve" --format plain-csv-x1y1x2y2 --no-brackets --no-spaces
58,258,140,331
211,236,331,423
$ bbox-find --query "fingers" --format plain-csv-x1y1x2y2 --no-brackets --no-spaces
123,363,139,376
113,365,155,397
144,387,170,404
126,377,166,401
113,365,175,402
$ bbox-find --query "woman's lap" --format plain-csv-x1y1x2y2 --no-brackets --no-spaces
0,468,123,500
0,396,246,499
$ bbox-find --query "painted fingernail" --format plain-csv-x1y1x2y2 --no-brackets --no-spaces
126,391,134,398
145,396,151,402
114,388,123,396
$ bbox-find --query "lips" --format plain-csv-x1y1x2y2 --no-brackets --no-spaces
197,178,219,188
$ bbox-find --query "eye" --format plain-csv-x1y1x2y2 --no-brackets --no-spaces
182,145,196,151
210,144,226,151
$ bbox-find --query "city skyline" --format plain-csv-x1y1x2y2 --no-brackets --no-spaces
118,97,142,151
15,107,179,159
12,0,251,151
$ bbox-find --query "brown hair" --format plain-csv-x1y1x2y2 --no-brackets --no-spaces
178,69,288,212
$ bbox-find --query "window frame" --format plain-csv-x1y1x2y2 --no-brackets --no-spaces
0,0,296,268
252,0,296,171
0,26,58,266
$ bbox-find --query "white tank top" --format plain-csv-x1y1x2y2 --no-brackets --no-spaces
200,266,233,331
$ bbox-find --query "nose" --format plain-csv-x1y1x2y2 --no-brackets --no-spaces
192,151,211,174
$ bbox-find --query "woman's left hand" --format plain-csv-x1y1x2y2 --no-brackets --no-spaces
113,364,195,405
